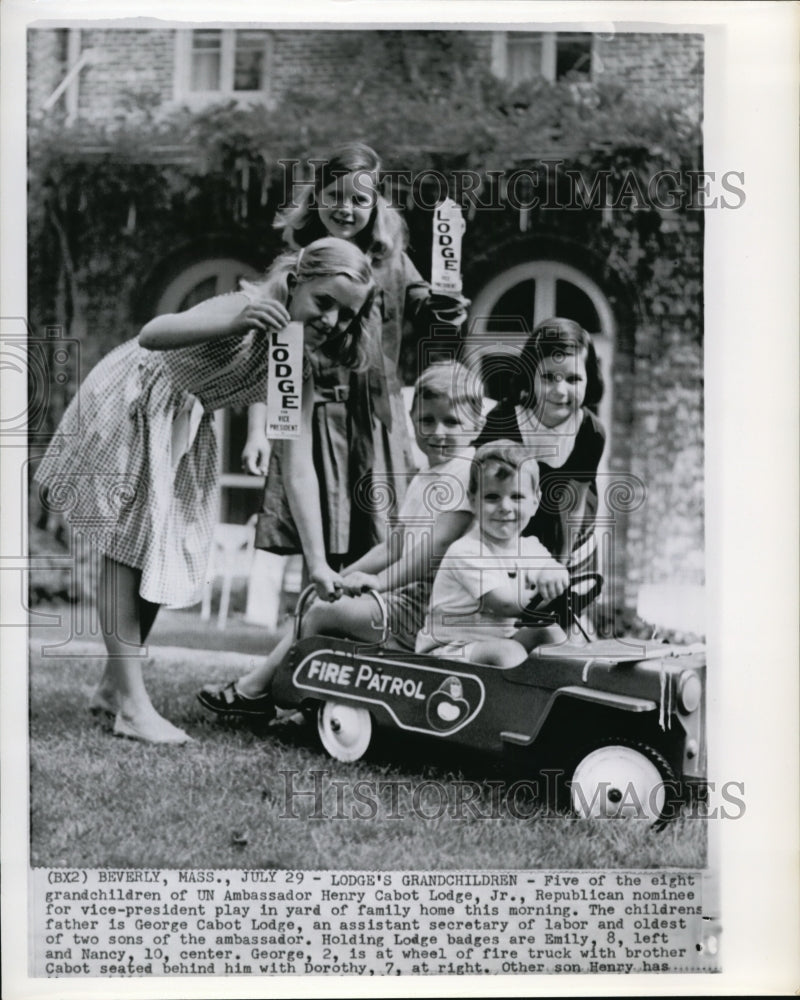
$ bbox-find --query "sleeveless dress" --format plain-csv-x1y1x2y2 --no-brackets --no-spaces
256,251,446,563
255,351,364,561
34,328,273,608
473,404,606,578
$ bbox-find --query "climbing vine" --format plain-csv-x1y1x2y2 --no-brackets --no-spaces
27,30,705,607
28,32,702,415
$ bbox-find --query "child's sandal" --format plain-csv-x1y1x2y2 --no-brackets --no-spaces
197,681,275,720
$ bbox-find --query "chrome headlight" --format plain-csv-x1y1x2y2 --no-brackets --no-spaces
677,671,702,713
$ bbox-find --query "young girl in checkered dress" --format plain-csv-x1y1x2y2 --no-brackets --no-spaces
34,238,376,744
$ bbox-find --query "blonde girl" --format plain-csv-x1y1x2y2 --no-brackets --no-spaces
35,237,376,744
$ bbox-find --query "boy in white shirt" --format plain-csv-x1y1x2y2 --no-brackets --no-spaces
199,361,484,716
416,441,569,667
329,359,483,648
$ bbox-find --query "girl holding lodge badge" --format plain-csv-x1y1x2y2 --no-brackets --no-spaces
243,142,470,565
34,237,376,745
199,361,483,720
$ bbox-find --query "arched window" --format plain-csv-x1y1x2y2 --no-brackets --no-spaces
155,257,264,524
155,257,259,313
465,259,615,464
466,259,621,614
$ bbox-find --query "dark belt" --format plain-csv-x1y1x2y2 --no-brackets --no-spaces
316,384,350,403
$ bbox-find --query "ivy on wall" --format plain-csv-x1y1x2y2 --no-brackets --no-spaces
28,44,703,427
28,33,707,606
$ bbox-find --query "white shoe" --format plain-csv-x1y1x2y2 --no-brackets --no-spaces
113,713,193,745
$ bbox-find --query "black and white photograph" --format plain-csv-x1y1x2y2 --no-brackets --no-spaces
1,0,797,996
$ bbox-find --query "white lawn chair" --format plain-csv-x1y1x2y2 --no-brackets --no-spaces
201,515,258,630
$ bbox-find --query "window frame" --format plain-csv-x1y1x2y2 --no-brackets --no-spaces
491,31,593,85
174,28,274,106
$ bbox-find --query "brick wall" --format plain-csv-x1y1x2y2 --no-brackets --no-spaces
625,224,705,596
27,27,706,617
595,32,703,110
267,29,492,97
77,29,175,119
29,27,703,122
27,28,67,115
269,29,363,98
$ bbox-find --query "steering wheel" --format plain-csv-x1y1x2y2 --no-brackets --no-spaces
516,572,603,631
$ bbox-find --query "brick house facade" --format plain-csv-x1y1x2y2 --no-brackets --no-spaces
27,26,705,626
29,28,702,120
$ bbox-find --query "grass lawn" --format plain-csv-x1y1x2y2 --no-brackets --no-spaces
28,610,707,871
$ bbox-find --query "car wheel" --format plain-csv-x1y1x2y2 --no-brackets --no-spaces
317,701,372,762
570,738,677,824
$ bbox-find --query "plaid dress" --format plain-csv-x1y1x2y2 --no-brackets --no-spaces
35,328,272,608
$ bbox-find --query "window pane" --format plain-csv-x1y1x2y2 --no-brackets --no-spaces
193,29,222,49
507,34,542,87
220,487,264,525
236,30,268,50
221,411,265,523
480,353,525,402
555,279,600,332
56,28,70,63
556,33,592,80
485,279,536,333
234,31,266,91
224,408,250,475
178,276,218,312
191,30,222,91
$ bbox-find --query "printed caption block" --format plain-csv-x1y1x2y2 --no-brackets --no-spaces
31,868,720,977
266,322,303,439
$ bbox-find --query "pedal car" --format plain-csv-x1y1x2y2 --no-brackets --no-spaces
270,577,706,824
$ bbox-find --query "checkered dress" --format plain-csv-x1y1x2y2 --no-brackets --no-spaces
35,328,272,608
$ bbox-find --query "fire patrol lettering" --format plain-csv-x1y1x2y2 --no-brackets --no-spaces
306,658,354,687
303,657,426,700
354,663,425,700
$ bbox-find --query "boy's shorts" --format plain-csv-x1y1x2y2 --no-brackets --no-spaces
384,581,430,651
